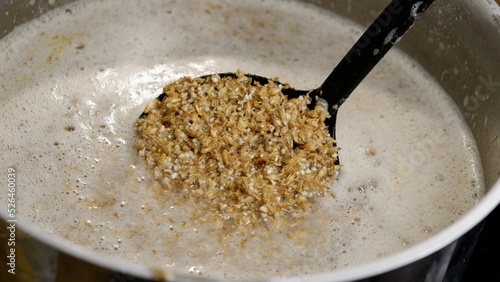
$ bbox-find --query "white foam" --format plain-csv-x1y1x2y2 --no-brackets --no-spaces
0,0,484,280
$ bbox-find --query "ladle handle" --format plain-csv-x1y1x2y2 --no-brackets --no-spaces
318,0,436,107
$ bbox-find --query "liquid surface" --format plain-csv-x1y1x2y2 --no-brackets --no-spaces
0,0,484,279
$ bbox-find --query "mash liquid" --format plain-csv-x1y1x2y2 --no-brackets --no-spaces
0,0,484,279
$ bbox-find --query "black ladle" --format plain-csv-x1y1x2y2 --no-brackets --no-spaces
141,0,436,155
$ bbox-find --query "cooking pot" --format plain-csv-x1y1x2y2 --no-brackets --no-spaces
0,0,499,281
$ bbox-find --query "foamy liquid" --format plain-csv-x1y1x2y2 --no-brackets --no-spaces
0,0,484,279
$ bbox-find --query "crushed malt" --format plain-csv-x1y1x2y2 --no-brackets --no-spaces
136,70,339,228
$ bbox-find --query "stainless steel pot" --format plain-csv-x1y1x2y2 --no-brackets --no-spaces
1,0,499,281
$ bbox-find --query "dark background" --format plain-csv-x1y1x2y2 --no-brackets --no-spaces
462,204,500,282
